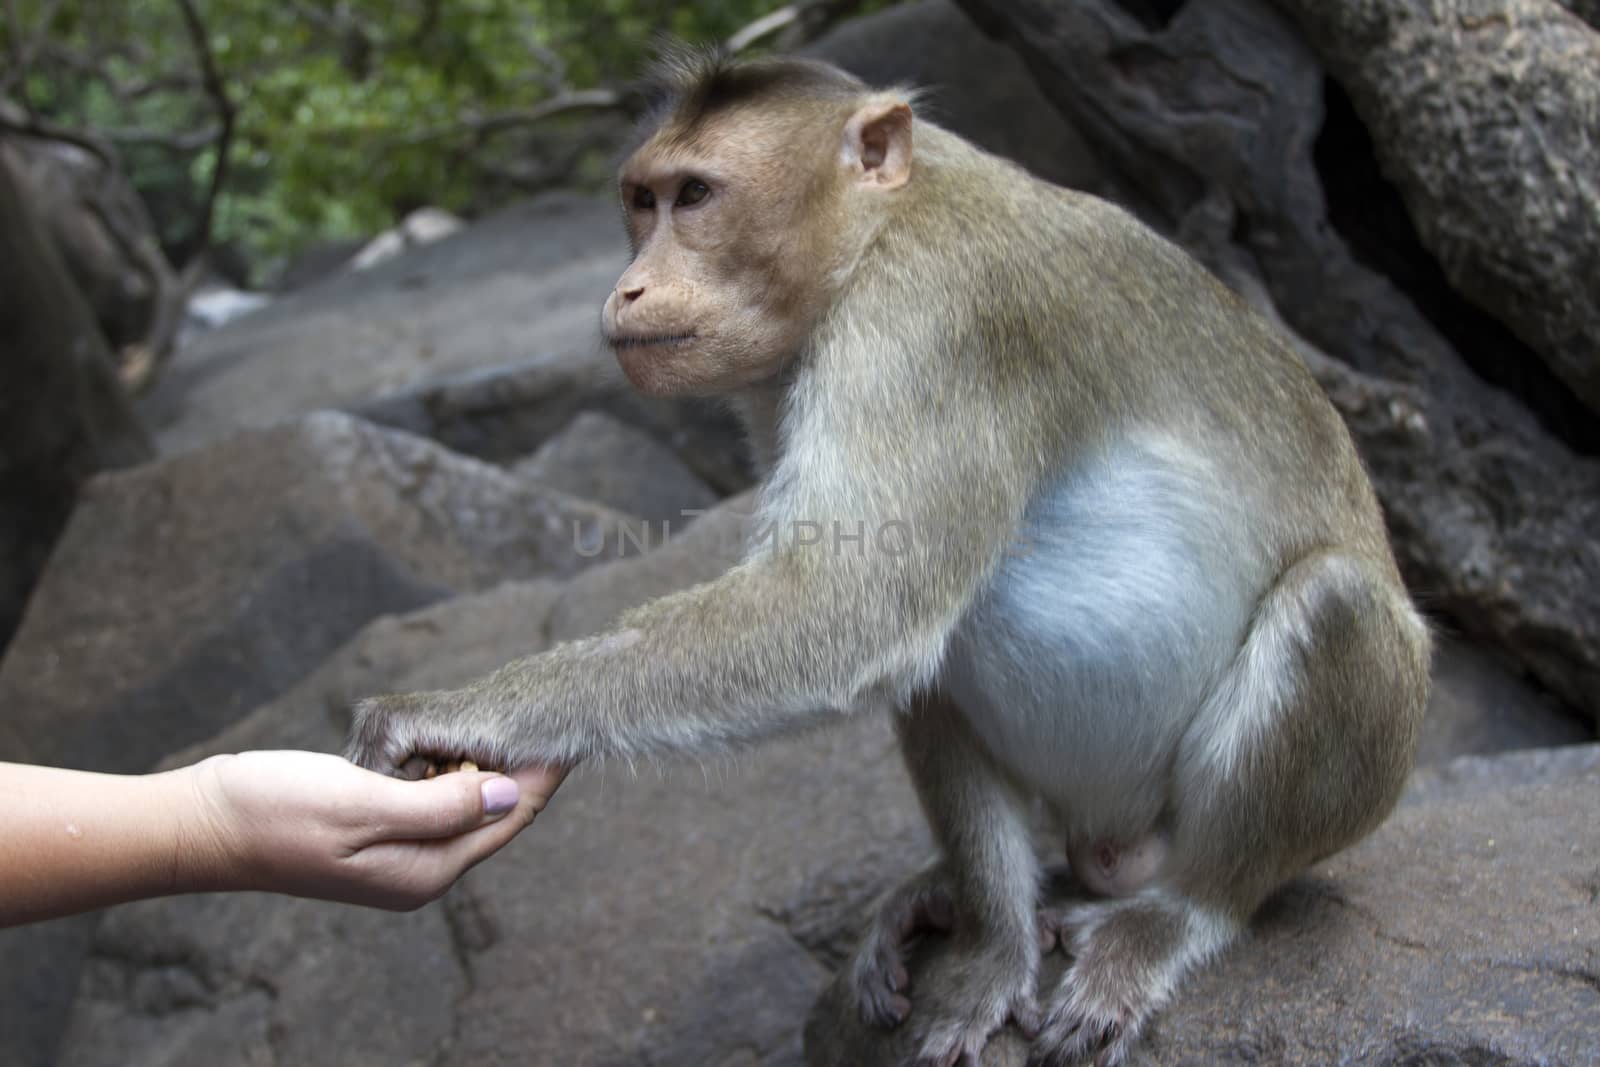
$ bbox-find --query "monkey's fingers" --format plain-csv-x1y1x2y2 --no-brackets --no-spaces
346,691,483,778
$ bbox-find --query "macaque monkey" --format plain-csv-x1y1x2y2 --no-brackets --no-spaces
347,52,1430,1067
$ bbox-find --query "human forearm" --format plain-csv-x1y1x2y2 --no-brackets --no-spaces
1,753,564,927
0,761,203,927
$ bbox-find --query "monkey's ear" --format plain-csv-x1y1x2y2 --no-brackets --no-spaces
843,98,913,191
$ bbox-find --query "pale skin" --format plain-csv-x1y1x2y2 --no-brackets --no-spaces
348,53,1430,1067
0,753,566,928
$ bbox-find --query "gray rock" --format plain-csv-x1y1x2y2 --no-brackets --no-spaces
55,497,933,1067
1403,739,1600,807
138,193,629,457
179,283,271,341
1416,636,1590,766
0,410,624,776
1557,0,1600,27
352,356,754,496
1271,0,1600,416
65,893,458,1067
805,0,1106,194
510,411,720,527
348,206,464,272
806,749,1600,1066
269,236,366,292
953,0,1600,723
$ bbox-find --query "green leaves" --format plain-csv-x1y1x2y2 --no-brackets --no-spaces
6,0,787,281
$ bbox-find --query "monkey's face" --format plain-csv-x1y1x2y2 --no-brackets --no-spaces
603,107,855,397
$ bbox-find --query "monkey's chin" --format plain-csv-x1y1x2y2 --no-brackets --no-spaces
611,337,711,397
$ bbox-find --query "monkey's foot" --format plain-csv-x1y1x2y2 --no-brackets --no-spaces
907,943,1040,1067
1030,897,1233,1067
847,866,958,1027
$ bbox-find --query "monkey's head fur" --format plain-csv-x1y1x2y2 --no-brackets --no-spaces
602,48,916,396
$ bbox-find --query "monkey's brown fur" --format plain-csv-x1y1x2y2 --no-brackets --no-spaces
348,52,1430,1067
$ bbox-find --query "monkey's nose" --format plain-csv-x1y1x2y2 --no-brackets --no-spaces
621,285,645,303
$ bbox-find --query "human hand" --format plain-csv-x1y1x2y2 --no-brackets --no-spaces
177,750,566,910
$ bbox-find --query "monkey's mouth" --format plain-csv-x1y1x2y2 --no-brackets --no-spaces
608,332,698,350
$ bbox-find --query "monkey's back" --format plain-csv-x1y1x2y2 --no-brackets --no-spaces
891,123,1395,572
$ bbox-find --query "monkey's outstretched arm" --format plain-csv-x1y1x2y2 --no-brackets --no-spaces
346,373,1033,773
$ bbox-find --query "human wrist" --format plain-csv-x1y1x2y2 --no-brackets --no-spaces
158,756,246,894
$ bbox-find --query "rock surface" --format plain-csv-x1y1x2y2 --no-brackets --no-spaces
806,746,1600,1066
1272,0,1600,415
805,0,1105,194
348,206,465,272
510,410,720,527
138,193,628,457
1416,636,1590,766
0,410,623,776
353,357,753,496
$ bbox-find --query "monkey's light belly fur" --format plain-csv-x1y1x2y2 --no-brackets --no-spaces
947,434,1255,858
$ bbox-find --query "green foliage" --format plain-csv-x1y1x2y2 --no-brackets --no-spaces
2,0,797,279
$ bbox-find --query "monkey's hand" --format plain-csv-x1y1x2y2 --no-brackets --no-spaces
344,687,535,779
346,691,455,779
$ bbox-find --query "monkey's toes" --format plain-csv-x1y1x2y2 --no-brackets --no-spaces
1028,1010,1132,1067
906,952,1040,1067
1030,980,1140,1067
849,950,913,1028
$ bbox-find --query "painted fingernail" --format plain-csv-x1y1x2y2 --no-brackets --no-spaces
481,777,518,815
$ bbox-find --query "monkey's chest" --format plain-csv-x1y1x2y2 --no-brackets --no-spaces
940,437,1259,836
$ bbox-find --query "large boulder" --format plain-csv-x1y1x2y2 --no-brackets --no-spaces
509,410,720,527
352,357,753,496
1418,637,1589,765
0,410,623,776
137,193,629,456
1270,0,1600,416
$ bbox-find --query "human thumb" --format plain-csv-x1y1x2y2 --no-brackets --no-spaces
480,775,519,817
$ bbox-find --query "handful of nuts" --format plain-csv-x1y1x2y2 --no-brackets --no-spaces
424,758,479,777
397,754,496,780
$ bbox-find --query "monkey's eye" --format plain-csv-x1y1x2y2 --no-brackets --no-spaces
631,186,656,211
676,179,710,207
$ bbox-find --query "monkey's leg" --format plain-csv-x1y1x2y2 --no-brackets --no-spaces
1030,552,1428,1067
851,691,1043,1065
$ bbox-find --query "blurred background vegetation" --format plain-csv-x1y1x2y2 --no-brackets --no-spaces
1,0,880,284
